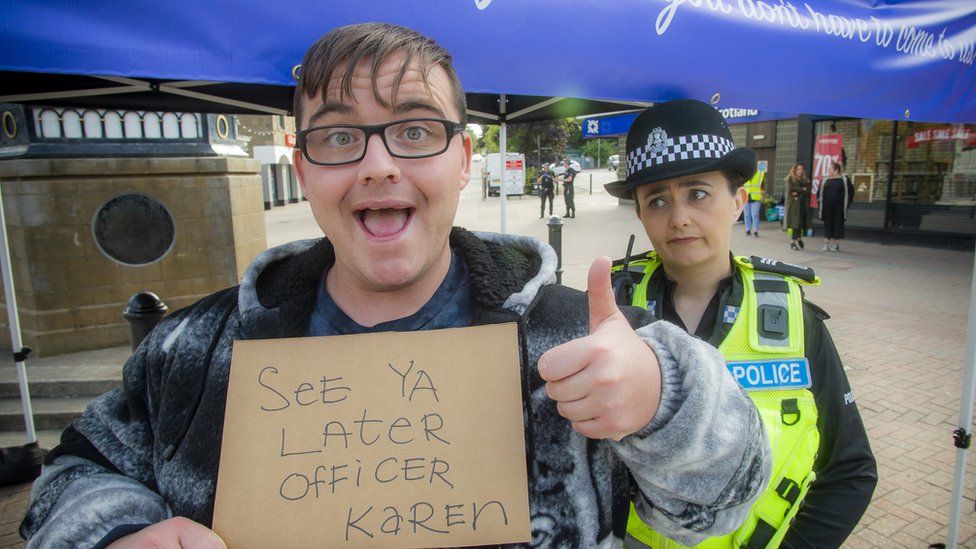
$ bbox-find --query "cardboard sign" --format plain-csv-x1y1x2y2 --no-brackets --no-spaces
213,324,530,548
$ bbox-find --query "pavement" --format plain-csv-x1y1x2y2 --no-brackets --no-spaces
2,165,976,547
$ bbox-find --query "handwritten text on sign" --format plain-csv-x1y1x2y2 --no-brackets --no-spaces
213,324,530,548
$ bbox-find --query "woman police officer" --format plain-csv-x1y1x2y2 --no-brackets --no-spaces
606,100,876,549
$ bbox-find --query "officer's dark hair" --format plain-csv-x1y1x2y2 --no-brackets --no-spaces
293,23,468,130
633,170,744,214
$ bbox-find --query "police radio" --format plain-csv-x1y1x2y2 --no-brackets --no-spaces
611,235,639,307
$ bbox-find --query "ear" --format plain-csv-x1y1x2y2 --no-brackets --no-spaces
458,131,472,190
293,147,309,195
732,185,747,220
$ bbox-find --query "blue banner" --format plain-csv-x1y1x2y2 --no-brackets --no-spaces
1,0,974,122
582,113,639,138
583,107,798,138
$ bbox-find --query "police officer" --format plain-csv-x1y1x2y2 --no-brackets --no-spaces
559,158,577,218
538,162,555,218
606,100,877,549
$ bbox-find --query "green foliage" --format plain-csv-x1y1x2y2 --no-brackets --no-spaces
525,166,538,194
479,119,578,168
481,125,499,153
581,138,616,168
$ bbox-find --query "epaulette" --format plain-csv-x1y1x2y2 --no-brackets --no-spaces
738,255,818,284
804,299,831,320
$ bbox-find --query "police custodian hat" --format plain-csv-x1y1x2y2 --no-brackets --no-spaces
604,99,757,199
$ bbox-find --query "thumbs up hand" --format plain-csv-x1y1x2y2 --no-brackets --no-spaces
537,257,662,441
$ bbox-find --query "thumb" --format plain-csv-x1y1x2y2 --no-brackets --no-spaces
587,256,620,332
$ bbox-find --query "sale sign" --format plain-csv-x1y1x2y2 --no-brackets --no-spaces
906,126,972,149
811,134,842,209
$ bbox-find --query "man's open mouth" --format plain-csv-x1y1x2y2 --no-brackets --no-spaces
357,207,414,239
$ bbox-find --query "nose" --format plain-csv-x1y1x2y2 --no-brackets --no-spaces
669,199,692,229
357,133,401,185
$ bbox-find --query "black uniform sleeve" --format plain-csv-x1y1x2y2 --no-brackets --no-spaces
781,302,877,548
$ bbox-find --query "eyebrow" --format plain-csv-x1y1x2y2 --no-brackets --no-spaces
307,102,356,126
392,98,446,118
643,180,714,196
307,98,447,127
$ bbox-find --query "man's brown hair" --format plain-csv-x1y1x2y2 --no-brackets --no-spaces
293,23,468,129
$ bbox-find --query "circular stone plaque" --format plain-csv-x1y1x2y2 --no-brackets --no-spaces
93,194,176,266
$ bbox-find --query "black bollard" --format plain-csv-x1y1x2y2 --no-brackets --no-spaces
123,292,168,351
546,215,564,285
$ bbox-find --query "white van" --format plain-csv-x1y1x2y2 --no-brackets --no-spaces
481,153,525,197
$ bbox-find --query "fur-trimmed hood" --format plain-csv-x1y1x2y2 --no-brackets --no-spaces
235,227,558,339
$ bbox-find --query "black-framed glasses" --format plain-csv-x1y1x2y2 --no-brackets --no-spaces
296,118,465,166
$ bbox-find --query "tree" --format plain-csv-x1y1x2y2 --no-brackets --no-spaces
481,125,499,154
581,138,616,168
478,119,578,168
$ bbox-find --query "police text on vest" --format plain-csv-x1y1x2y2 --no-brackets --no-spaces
725,359,812,391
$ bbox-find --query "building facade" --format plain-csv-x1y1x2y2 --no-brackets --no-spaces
236,115,301,209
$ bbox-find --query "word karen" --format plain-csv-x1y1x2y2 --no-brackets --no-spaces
344,500,510,541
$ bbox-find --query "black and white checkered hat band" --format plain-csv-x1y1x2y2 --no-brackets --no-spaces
627,134,735,176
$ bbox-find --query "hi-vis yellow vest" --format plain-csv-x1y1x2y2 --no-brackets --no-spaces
614,253,821,549
744,171,764,201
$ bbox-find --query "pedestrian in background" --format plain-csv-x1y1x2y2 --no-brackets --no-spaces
742,166,764,237
538,163,555,218
785,163,811,251
559,158,577,218
818,161,854,252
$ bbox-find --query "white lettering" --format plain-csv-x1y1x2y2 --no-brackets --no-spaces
657,0,692,35
746,366,761,386
778,363,791,384
896,25,937,58
856,18,872,43
732,364,746,382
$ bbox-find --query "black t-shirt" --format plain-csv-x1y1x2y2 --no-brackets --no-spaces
562,167,577,191
539,170,554,191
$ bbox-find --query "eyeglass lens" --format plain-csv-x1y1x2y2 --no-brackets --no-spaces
303,119,452,164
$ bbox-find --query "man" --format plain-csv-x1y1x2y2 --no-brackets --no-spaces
607,100,876,548
537,162,555,218
558,158,577,218
21,25,769,548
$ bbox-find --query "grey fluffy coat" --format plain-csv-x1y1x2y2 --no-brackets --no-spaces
21,228,769,548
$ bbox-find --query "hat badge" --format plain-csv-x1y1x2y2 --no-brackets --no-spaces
647,127,668,155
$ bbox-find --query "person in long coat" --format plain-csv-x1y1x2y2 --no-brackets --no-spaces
785,163,811,250
818,161,854,252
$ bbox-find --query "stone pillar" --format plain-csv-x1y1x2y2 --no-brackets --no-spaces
0,156,266,356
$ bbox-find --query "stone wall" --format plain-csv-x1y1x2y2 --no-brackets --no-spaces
0,156,266,356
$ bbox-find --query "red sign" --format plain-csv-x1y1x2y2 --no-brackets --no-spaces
505,159,523,170
907,126,972,149
285,132,296,148
811,134,842,209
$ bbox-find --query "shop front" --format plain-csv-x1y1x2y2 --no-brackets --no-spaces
810,119,976,237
